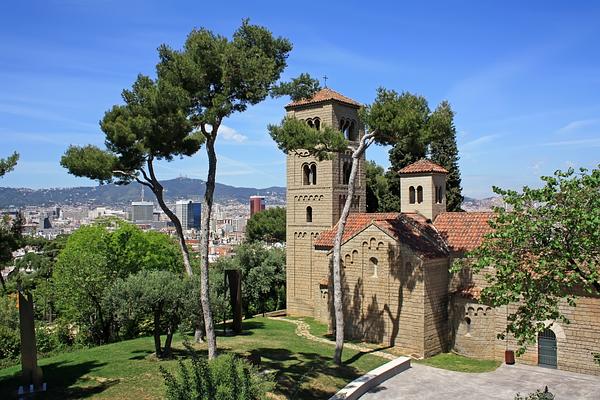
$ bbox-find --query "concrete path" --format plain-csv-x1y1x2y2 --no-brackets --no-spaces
360,362,600,399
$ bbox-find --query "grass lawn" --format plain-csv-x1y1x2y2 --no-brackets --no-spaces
0,317,387,399
415,352,501,373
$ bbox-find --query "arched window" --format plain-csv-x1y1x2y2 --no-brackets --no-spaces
303,164,311,185
465,317,471,335
342,161,351,185
417,186,423,204
370,257,378,278
310,164,317,185
313,118,321,131
409,186,416,204
340,119,358,141
435,186,444,204
306,206,313,223
306,119,314,128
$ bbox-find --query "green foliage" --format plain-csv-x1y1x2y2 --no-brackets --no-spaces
365,161,390,212
106,270,189,357
427,101,463,211
454,166,600,355
161,350,274,400
0,152,19,178
157,19,292,127
61,75,200,185
270,73,321,102
363,88,463,212
245,207,286,243
53,223,183,344
0,325,20,360
268,116,348,160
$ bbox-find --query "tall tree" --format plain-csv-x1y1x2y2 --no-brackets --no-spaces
0,151,20,291
365,160,390,212
454,166,600,355
60,75,201,278
269,86,408,364
156,20,293,359
0,152,19,177
383,94,463,212
427,101,463,211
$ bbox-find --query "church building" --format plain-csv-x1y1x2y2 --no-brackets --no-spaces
284,88,600,376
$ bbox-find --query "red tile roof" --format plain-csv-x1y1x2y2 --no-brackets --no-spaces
314,212,448,259
286,88,361,109
398,159,448,174
455,286,482,300
434,212,494,252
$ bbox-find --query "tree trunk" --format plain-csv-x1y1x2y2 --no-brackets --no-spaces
145,159,204,341
200,134,217,359
153,308,163,358
164,324,175,358
333,133,373,365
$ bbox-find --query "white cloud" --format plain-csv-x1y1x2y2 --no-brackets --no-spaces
461,134,500,148
542,138,600,147
557,118,600,134
218,125,247,143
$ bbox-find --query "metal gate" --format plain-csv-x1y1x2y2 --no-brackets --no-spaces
538,329,557,368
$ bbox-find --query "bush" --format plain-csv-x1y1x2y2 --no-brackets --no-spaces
515,387,555,399
0,325,20,360
35,324,61,354
161,348,274,400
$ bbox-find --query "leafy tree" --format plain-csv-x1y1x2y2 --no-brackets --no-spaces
156,20,293,359
365,160,390,212
60,74,201,278
245,207,286,243
427,101,463,211
454,166,600,356
106,270,188,358
0,152,19,177
53,223,182,344
382,93,463,212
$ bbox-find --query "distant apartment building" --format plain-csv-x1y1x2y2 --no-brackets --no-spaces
249,195,265,217
174,200,201,230
131,201,154,223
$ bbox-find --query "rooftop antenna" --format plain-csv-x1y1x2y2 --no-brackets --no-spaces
322,75,328,88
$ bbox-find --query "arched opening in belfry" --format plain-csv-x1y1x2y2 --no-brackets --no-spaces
310,164,317,185
409,186,416,204
306,206,313,223
417,186,423,204
303,164,311,185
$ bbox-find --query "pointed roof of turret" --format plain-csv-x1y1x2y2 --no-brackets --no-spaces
398,159,448,174
285,88,361,109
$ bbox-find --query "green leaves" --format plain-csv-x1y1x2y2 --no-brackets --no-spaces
245,207,286,243
457,165,600,354
268,116,348,160
60,145,120,184
271,73,321,102
0,152,19,178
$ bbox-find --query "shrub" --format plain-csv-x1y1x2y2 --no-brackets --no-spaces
515,387,555,399
35,324,61,354
0,325,20,360
161,348,274,400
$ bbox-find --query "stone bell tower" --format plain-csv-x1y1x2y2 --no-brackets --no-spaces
285,88,366,316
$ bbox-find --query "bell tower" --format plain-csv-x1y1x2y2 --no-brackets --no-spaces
285,88,366,316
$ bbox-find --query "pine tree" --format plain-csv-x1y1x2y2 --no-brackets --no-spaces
427,101,463,211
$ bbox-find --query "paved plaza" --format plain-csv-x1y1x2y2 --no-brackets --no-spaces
361,362,600,399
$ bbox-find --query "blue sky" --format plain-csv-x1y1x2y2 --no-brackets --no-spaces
0,1,599,198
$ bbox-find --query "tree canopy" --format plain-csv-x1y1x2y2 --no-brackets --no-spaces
0,152,19,178
245,207,286,243
455,166,600,354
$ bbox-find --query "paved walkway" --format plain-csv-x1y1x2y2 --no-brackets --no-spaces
360,362,600,399
269,317,396,360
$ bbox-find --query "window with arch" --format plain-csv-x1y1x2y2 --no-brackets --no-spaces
305,117,321,131
306,206,313,223
409,186,416,204
435,186,443,204
370,257,378,278
417,186,423,204
342,161,351,185
339,119,357,141
303,163,317,185
464,317,472,335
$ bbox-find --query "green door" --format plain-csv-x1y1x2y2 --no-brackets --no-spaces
538,329,557,368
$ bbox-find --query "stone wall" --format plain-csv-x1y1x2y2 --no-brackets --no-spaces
423,258,450,357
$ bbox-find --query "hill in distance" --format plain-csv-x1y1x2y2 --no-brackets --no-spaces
0,177,286,208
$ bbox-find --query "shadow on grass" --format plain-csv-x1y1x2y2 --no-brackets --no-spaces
343,345,394,365
0,360,113,400
249,347,362,400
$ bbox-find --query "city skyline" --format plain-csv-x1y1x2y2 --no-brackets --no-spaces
0,1,599,198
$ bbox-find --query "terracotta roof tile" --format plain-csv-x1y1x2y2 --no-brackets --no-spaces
398,159,448,174
455,286,482,300
314,212,448,259
434,212,494,252
286,88,361,109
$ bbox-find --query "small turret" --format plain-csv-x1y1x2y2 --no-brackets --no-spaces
398,159,448,221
